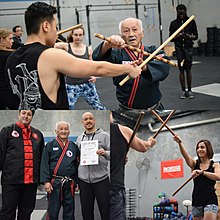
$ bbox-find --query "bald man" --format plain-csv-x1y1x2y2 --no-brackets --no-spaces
76,112,110,220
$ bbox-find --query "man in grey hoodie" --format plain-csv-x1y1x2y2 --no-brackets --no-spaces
76,112,110,220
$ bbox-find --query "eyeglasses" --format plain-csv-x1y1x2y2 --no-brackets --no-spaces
16,29,23,32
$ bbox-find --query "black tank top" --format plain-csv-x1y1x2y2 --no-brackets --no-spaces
65,44,90,85
6,42,69,109
192,159,218,206
110,123,129,190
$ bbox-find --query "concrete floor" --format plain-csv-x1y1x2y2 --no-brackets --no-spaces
0,192,101,220
75,55,220,110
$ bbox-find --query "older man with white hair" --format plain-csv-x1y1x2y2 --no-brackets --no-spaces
40,121,79,220
93,17,170,112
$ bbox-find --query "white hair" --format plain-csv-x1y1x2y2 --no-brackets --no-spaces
118,18,143,35
55,121,70,130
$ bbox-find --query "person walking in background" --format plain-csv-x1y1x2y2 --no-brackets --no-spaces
0,110,44,220
55,26,106,110
169,4,198,99
12,25,24,49
0,28,14,109
40,121,79,220
76,112,110,220
173,134,220,220
93,17,170,111
110,112,156,220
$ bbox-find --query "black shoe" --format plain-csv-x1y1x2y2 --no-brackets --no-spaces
180,91,187,99
188,91,194,99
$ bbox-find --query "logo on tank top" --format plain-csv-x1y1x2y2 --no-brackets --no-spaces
7,63,42,109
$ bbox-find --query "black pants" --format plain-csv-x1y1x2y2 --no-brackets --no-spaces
79,178,110,220
47,184,75,220
0,183,38,220
110,188,126,220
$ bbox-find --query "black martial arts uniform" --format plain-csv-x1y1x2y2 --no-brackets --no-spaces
0,121,44,220
93,43,170,110
40,137,79,220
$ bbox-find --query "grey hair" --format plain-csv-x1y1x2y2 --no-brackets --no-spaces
55,121,70,130
118,18,144,35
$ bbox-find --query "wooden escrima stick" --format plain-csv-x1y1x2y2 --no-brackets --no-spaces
153,110,175,139
128,111,145,147
172,176,194,196
94,33,178,67
57,24,83,36
150,110,175,136
119,15,195,86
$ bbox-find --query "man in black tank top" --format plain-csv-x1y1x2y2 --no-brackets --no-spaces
5,2,142,110
110,115,156,220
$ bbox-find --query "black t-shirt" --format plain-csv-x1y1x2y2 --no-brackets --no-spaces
6,42,69,109
169,16,198,49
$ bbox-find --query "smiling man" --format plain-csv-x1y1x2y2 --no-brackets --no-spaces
0,110,45,220
76,112,110,220
40,121,79,220
93,17,170,111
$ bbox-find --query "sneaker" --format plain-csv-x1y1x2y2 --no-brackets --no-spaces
188,91,194,99
180,91,187,99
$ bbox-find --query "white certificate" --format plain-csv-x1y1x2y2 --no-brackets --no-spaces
80,140,99,165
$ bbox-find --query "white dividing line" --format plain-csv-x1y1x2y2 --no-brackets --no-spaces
192,83,220,97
